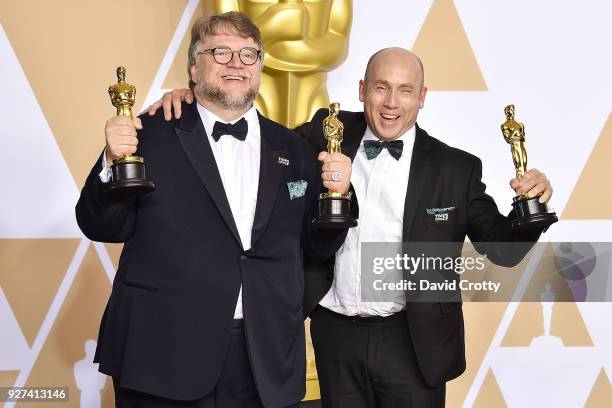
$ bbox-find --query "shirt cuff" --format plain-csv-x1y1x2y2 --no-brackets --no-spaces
98,149,112,183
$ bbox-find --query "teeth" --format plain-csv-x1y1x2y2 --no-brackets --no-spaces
222,75,244,80
380,113,399,120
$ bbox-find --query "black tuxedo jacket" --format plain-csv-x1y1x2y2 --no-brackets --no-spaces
76,103,348,406
296,109,541,388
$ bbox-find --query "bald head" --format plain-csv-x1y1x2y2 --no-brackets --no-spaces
358,47,428,140
364,48,424,88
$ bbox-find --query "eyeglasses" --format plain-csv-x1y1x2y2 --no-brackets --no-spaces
198,47,261,66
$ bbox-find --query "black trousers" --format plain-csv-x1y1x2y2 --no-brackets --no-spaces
310,306,445,408
112,319,270,408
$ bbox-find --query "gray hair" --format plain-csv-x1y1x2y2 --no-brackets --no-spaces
187,12,264,89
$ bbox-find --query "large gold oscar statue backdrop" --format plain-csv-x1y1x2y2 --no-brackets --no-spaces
201,0,352,128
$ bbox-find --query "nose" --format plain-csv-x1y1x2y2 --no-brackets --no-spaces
383,89,398,108
227,51,244,68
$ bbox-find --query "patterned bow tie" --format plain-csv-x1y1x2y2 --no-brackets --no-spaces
363,139,404,160
211,118,248,141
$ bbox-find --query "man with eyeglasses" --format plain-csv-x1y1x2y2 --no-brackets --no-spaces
76,11,353,408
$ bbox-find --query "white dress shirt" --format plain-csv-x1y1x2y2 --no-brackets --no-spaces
319,125,415,317
198,104,260,319
100,104,261,319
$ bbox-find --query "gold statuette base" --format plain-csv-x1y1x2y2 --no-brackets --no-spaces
113,155,144,164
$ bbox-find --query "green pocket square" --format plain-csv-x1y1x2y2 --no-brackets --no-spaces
287,180,308,200
426,206,455,215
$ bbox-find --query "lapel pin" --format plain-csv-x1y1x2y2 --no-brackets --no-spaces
278,157,290,166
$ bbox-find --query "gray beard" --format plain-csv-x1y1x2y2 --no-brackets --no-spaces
196,80,258,111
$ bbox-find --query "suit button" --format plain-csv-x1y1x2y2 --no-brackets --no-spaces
240,255,247,261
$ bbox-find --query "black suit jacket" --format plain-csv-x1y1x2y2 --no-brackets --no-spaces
76,103,348,406
296,109,541,388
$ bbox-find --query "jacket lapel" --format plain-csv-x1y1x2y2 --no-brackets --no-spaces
402,124,434,241
175,103,243,249
250,113,287,248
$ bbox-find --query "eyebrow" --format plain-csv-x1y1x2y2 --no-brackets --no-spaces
374,80,414,89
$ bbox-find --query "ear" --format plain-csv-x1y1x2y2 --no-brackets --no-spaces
359,79,366,102
418,86,428,109
189,64,198,85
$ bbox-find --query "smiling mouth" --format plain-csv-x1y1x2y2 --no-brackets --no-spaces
221,74,247,81
380,113,399,122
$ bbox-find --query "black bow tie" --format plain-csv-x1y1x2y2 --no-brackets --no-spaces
364,139,404,160
211,118,248,142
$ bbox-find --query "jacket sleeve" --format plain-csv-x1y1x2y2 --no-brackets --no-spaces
75,152,137,243
466,157,541,266
293,108,327,150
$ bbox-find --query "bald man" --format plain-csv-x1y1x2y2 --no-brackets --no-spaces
149,47,553,408
294,48,549,407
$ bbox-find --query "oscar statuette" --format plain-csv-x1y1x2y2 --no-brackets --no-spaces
313,102,357,229
501,104,557,231
106,66,155,199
